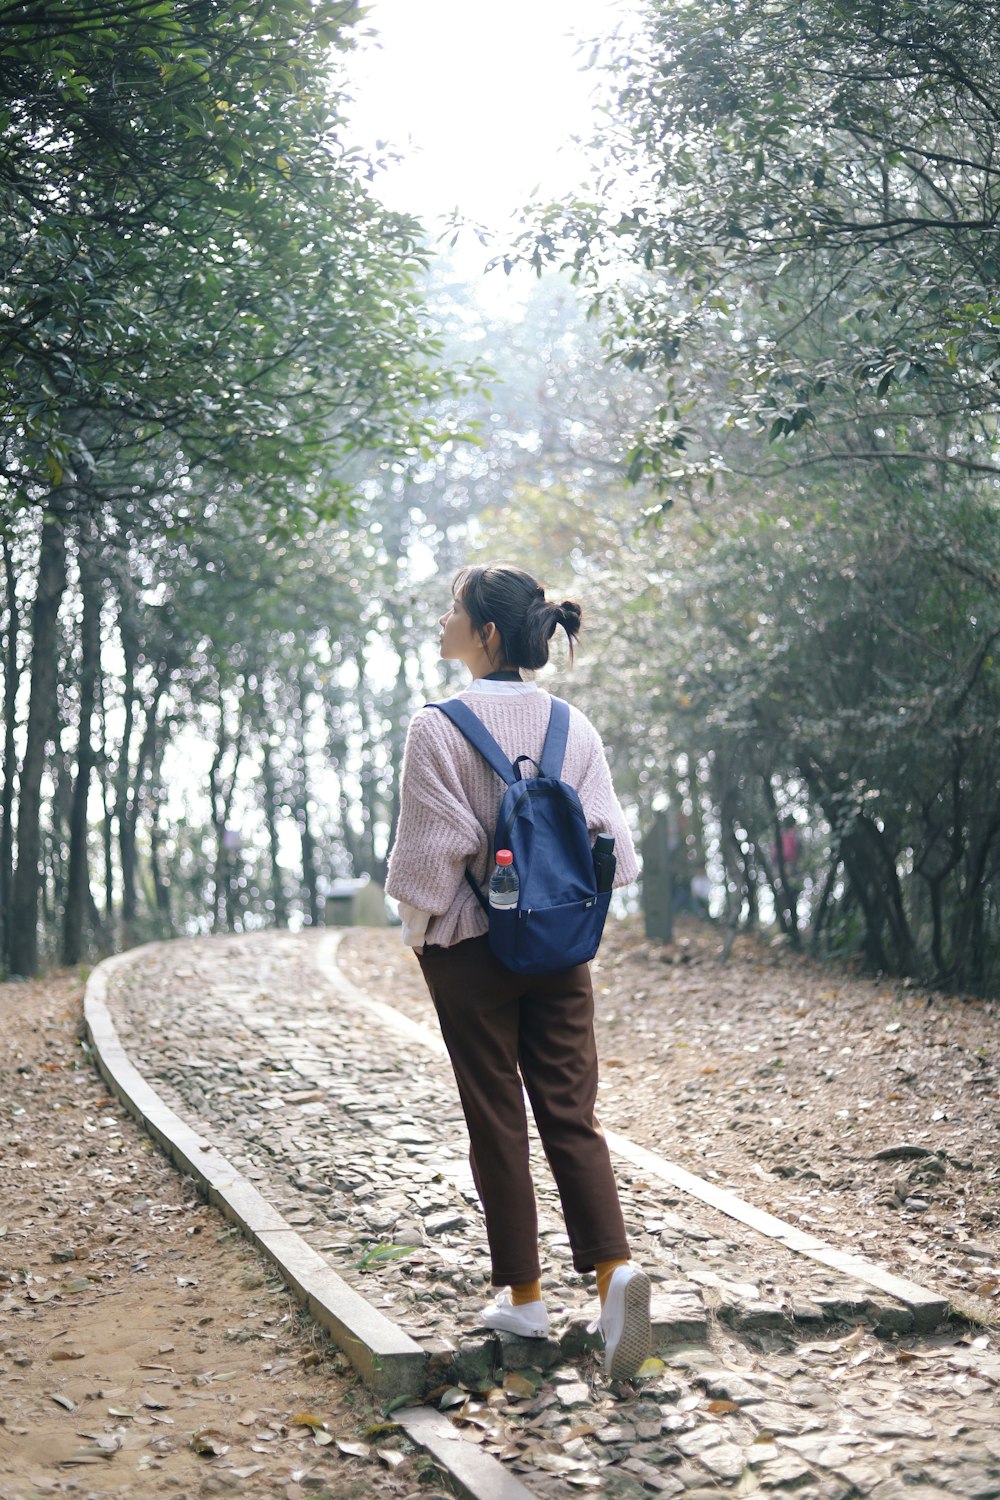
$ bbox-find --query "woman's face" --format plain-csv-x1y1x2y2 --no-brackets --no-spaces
439,594,486,667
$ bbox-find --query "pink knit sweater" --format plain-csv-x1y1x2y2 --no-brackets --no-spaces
385,682,639,949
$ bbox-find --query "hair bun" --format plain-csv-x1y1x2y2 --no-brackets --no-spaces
555,598,583,636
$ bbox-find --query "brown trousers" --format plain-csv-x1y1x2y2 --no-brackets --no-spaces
417,935,630,1287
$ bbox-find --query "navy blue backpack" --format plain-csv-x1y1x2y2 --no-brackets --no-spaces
430,696,612,976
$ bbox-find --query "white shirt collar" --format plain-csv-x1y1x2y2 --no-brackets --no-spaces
465,679,540,695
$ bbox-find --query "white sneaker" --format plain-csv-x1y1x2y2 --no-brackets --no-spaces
595,1264,651,1380
481,1292,550,1339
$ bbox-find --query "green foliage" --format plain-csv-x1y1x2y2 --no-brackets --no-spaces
519,0,1000,492
0,0,456,519
352,1241,415,1272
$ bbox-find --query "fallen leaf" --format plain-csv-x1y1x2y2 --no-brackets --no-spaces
637,1356,666,1378
291,1412,329,1430
438,1386,470,1410
707,1399,740,1414
531,1448,593,1474
364,1422,401,1439
191,1429,229,1457
50,1393,77,1411
335,1440,371,1458
376,1448,406,1469
503,1372,537,1400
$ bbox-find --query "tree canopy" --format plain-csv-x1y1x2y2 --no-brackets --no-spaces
1,0,453,521
523,0,1000,494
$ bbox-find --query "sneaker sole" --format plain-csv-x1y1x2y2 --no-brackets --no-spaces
483,1320,549,1339
606,1271,651,1381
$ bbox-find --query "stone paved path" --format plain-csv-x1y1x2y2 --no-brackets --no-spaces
106,930,1000,1499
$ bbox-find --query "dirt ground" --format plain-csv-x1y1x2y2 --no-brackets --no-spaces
3,917,998,1500
0,972,434,1500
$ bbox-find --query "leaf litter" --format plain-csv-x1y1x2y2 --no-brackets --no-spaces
0,968,416,1497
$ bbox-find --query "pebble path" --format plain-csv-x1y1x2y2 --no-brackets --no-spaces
105,929,1000,1499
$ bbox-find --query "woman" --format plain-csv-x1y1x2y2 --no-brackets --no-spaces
385,564,650,1381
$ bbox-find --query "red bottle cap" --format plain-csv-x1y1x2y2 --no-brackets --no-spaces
495,849,513,866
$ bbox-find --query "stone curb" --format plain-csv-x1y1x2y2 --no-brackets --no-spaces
602,1132,951,1332
83,944,425,1406
318,935,951,1336
397,1407,539,1500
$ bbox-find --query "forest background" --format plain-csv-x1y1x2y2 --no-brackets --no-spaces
2,0,999,996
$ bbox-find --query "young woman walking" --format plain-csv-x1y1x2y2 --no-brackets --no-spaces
385,563,651,1381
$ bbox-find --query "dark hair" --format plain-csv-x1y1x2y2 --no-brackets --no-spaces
452,564,582,670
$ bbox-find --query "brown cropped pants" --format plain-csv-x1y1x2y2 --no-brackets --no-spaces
417,935,629,1287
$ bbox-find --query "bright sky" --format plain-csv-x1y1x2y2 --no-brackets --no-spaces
347,0,627,229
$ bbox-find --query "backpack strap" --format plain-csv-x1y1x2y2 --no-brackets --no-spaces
429,701,518,786
538,697,570,779
428,701,512,916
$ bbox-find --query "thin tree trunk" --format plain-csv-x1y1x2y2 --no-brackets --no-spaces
115,600,139,929
209,684,246,935
379,644,408,887
120,660,170,942
1,530,21,971
9,496,69,977
260,732,288,928
296,674,320,926
63,514,101,965
49,698,73,943
99,670,115,921
149,774,173,933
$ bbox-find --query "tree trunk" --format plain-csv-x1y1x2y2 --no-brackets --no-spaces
378,643,409,887
209,683,246,935
1,530,21,971
99,670,115,921
260,732,288,928
114,598,139,928
761,777,801,948
9,497,69,977
120,660,170,942
353,647,379,878
148,777,173,933
63,514,101,965
296,674,320,926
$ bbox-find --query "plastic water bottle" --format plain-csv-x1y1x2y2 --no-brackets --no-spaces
488,849,519,909
593,834,616,893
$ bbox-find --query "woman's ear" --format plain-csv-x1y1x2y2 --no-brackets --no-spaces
481,621,499,658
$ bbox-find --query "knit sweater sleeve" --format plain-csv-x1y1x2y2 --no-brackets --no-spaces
385,708,486,914
571,711,640,888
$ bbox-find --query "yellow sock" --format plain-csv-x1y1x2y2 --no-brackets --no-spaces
595,1258,629,1306
510,1279,542,1306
